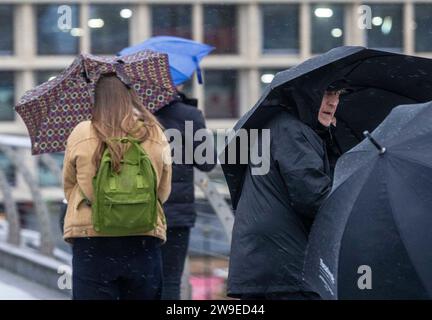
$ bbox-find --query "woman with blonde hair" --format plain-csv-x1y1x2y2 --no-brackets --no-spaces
63,75,172,300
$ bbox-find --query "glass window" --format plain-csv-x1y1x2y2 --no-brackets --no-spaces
0,72,15,121
261,4,299,54
204,70,238,119
204,5,238,54
35,70,62,86
0,5,14,55
0,151,16,186
366,4,403,52
151,5,192,38
90,5,130,55
311,4,344,54
38,153,64,187
415,4,432,52
259,69,285,92
37,4,80,55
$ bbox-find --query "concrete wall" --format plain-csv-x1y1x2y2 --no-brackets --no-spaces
0,241,71,298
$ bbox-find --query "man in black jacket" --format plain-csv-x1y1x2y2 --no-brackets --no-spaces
156,91,216,300
227,80,345,300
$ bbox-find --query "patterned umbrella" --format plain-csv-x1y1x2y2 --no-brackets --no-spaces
15,50,176,155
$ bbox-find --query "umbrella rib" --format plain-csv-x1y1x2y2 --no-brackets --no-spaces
385,124,432,148
333,160,379,292
390,152,432,170
384,158,432,296
341,53,398,79
342,52,425,102
330,153,377,194
348,84,421,103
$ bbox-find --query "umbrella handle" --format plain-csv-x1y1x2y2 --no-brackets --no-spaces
363,131,386,154
193,56,204,84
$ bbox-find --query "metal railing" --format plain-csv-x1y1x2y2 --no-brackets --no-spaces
0,135,234,259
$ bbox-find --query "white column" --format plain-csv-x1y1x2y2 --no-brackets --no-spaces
246,3,261,110
193,3,204,113
193,3,203,43
247,68,260,112
130,4,151,45
80,4,90,53
345,2,365,46
403,1,415,55
238,5,248,57
300,2,311,59
237,4,252,116
15,4,35,59
14,71,34,102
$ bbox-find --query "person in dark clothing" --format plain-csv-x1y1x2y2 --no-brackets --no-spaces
227,78,347,300
156,90,216,300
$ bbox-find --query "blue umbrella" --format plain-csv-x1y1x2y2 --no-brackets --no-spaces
119,36,214,86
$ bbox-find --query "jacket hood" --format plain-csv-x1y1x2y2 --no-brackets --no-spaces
279,65,353,130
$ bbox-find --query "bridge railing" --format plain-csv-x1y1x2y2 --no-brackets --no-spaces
0,134,234,258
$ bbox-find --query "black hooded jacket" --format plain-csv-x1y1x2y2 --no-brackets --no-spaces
228,77,340,297
156,94,216,228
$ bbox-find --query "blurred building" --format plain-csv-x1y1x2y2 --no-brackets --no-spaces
1,0,432,201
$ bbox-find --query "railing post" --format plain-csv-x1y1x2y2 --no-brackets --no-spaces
0,145,54,256
0,169,21,246
194,169,234,243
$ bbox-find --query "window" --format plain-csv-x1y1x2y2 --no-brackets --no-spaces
0,5,14,55
204,5,238,54
35,71,62,86
90,5,130,54
365,4,403,52
311,4,344,54
204,70,238,118
151,5,192,38
38,153,64,187
0,151,15,186
261,4,299,54
0,72,15,121
37,4,80,55
415,4,432,52
259,69,285,92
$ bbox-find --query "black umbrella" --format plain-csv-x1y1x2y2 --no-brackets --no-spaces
220,46,432,210
303,101,432,299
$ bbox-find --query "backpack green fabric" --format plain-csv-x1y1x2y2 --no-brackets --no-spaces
83,136,159,236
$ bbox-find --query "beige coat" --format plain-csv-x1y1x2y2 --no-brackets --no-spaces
62,120,172,242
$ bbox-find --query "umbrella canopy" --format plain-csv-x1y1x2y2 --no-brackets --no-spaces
15,50,176,155
119,36,214,85
304,101,432,299
220,46,432,210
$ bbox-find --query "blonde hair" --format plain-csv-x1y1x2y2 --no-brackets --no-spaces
91,75,162,173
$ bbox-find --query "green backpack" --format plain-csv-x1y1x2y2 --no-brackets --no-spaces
82,136,159,236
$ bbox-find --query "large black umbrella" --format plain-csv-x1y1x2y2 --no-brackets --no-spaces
220,46,432,210
303,101,432,299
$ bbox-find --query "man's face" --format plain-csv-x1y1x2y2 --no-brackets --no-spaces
318,90,341,127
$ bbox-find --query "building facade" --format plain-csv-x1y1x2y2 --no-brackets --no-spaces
1,0,432,201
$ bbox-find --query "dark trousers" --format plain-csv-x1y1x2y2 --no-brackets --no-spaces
161,227,191,300
72,236,162,300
